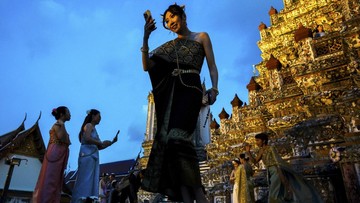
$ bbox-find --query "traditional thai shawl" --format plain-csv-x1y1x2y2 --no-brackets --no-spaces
236,163,255,203
263,146,323,203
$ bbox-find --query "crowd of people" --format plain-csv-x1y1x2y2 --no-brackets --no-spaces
95,171,143,203
30,106,145,203
31,3,219,202
229,154,255,203
228,132,324,203
30,3,324,203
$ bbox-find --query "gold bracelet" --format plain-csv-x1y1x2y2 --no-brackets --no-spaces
140,47,149,53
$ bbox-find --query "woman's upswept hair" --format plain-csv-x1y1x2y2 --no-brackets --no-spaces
233,158,240,165
51,106,68,120
78,109,100,142
162,4,186,29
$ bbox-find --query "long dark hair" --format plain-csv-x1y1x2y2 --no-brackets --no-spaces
51,106,68,120
78,109,100,142
162,4,186,29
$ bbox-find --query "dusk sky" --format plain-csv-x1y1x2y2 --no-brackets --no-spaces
0,0,284,172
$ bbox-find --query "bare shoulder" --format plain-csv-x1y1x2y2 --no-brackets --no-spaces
193,32,209,41
51,124,60,132
194,31,209,37
84,123,94,131
52,121,63,130
198,32,209,38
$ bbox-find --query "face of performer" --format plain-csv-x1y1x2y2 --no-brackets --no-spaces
317,25,323,32
92,112,101,125
255,138,265,148
164,11,184,33
232,161,239,168
63,108,71,121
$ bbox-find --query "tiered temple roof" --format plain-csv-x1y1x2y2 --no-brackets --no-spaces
203,0,360,201
0,114,46,162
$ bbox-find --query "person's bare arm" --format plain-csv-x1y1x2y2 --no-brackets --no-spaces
199,32,219,104
229,170,235,181
53,122,70,144
98,140,112,150
83,123,103,147
245,145,264,164
141,14,156,71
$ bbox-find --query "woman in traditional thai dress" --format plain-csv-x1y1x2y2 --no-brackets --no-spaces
230,158,241,203
245,133,323,203
140,4,219,203
71,109,118,203
32,106,71,203
238,153,255,203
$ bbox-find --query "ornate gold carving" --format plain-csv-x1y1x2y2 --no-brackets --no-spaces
198,0,360,200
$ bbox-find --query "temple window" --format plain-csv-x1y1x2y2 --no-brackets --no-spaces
282,75,296,86
312,35,343,58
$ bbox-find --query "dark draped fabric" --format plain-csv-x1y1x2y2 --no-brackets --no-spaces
141,39,205,201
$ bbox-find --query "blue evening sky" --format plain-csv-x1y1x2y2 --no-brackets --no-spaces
0,0,284,171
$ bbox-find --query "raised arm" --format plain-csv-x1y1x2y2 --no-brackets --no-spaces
141,15,156,71
245,145,264,165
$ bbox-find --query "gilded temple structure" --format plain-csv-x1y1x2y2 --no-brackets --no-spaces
140,0,360,202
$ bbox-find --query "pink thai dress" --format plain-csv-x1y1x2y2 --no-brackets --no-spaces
32,121,70,203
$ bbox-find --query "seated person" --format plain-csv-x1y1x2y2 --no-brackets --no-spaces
313,25,326,38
